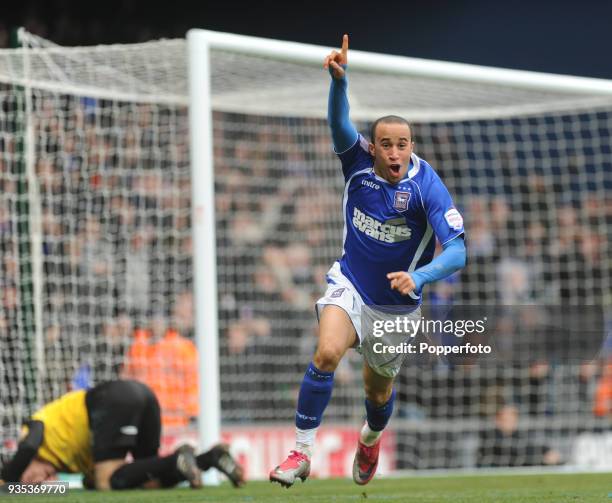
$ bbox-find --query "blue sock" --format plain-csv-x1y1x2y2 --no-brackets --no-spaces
295,362,334,430
365,388,396,432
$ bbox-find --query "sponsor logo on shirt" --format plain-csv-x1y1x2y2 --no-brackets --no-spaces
444,207,464,231
352,207,411,243
362,179,381,190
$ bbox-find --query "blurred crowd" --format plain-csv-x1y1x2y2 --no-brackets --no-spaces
1,89,611,468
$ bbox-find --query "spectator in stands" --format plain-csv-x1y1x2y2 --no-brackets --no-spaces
593,360,612,417
122,328,153,385
94,317,133,381
523,361,551,417
123,326,199,429
496,258,531,304
152,328,199,428
123,229,152,323
261,243,318,311
477,404,562,467
222,308,275,421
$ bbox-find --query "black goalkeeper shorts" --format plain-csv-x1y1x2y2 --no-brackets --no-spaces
85,379,161,462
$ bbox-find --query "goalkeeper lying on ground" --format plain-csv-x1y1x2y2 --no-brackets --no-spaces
0,379,244,490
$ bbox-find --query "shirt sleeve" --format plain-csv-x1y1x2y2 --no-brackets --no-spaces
418,162,465,245
337,134,373,181
0,420,44,482
410,236,466,291
328,75,358,153
327,74,370,181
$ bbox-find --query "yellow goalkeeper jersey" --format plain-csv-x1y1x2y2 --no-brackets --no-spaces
25,390,94,479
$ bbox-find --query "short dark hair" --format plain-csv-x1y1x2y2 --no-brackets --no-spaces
369,115,413,143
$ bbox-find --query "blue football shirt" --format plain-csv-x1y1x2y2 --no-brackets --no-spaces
335,134,464,306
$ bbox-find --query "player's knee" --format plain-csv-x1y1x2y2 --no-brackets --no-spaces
364,385,392,407
313,347,342,372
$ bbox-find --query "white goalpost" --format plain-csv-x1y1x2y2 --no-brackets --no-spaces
187,32,221,484
0,28,611,480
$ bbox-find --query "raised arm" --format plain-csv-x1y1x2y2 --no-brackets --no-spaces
324,34,358,153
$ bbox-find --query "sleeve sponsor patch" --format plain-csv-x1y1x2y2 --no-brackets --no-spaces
444,208,464,231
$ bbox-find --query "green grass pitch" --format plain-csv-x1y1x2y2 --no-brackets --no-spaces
14,473,612,502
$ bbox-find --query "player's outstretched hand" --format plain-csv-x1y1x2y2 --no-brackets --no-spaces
323,34,349,79
387,271,416,296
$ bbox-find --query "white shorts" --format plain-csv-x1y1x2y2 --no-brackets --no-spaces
315,261,366,343
315,262,421,378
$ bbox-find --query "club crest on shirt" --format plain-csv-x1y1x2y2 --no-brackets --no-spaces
393,191,410,211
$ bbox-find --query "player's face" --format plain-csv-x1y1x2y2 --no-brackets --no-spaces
369,123,413,184
20,457,58,484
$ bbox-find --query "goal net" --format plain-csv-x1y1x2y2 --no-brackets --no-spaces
1,29,611,473
0,31,193,454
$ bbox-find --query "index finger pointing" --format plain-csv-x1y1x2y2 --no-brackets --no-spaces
341,34,349,60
